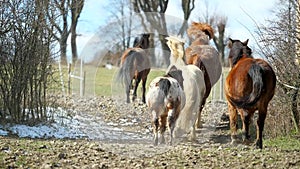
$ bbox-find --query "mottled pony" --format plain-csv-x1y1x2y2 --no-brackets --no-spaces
146,68,185,145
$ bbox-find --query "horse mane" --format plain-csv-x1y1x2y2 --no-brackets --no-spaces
165,35,186,64
133,33,150,49
187,22,214,40
228,38,253,67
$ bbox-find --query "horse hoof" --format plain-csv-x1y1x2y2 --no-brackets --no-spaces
254,141,263,149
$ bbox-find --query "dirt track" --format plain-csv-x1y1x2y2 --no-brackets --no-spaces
0,96,299,168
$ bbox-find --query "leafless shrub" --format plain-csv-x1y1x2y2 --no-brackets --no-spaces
255,0,300,137
0,1,56,125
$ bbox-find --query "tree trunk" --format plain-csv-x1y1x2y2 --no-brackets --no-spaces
71,24,78,64
70,0,84,64
178,0,195,36
60,38,68,64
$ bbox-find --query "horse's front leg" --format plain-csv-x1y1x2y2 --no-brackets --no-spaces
255,108,267,149
228,103,238,145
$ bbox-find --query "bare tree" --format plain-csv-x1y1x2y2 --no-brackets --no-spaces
46,0,84,64
256,0,300,135
212,16,227,66
197,1,228,66
46,0,70,64
70,0,84,64
178,0,195,36
108,0,134,51
132,0,170,66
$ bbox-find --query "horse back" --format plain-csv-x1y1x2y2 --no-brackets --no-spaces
185,45,222,86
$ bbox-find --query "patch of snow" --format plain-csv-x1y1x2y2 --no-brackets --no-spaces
0,107,150,142
0,129,8,136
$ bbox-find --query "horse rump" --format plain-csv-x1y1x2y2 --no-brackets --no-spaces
146,76,185,145
229,63,264,109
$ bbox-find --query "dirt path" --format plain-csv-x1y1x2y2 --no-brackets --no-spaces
0,96,299,168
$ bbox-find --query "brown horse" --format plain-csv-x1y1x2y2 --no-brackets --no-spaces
185,22,222,128
225,38,276,149
117,33,150,103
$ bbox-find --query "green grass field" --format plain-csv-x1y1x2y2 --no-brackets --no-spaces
67,65,165,97
55,64,229,101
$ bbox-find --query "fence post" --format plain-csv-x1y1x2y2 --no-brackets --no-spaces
68,63,71,95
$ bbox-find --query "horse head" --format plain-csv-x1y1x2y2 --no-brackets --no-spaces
228,38,252,68
187,22,214,45
133,33,150,49
165,36,185,64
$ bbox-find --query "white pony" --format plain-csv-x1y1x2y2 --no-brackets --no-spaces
146,70,186,145
166,36,206,141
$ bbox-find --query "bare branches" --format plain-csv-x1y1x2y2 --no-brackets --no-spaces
255,0,300,135
178,0,195,36
0,1,55,124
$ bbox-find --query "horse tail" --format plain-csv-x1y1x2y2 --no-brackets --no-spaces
116,50,136,86
232,63,264,108
158,78,171,97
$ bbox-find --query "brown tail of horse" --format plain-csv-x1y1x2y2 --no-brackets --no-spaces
230,63,264,108
116,50,137,87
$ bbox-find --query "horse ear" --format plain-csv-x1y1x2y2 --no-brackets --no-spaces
169,65,178,72
228,38,233,48
243,39,249,45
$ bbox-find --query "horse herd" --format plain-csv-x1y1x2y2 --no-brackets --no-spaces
116,22,276,149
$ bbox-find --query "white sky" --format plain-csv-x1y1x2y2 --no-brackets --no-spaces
74,0,278,60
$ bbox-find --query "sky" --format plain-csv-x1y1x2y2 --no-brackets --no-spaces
73,0,278,61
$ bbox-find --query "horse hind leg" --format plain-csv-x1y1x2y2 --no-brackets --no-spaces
240,109,254,144
167,110,176,145
126,83,131,103
228,103,238,145
196,76,211,128
195,94,207,128
152,116,159,146
132,77,141,102
141,76,148,104
255,108,267,149
159,115,167,144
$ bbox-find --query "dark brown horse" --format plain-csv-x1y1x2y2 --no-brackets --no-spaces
225,38,276,149
185,22,222,128
117,33,150,103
